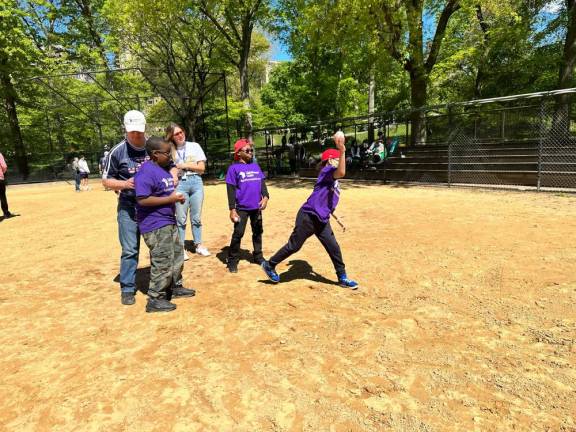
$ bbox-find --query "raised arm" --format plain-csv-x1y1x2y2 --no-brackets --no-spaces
333,132,346,179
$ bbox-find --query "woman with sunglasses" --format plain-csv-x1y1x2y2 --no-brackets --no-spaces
165,123,210,259
225,138,270,273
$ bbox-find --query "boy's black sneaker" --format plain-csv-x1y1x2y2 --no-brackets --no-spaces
227,261,238,273
172,287,196,298
146,298,177,313
121,292,135,305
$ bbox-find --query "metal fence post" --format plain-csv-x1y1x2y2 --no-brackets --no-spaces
537,100,545,191
448,139,452,187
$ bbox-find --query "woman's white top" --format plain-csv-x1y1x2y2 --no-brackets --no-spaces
174,141,207,178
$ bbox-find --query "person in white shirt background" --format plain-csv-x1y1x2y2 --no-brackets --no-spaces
78,155,91,191
165,123,210,259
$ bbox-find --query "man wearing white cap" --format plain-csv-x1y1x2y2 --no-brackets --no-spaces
102,110,149,305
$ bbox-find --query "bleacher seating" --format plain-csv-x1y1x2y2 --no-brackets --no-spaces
297,138,576,188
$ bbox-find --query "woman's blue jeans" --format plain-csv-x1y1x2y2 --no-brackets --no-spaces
175,175,204,246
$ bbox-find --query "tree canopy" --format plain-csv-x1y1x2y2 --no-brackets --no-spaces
0,0,573,177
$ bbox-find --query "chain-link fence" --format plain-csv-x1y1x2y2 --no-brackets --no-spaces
4,81,576,191
250,89,576,192
437,91,576,190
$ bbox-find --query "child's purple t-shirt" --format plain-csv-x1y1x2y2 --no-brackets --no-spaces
134,161,176,234
225,162,265,211
300,165,340,223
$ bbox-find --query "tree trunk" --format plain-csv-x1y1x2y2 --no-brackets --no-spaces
559,0,576,90
185,116,198,142
368,67,376,144
474,4,490,99
554,0,576,138
409,68,428,146
76,0,109,69
0,72,28,179
239,21,253,136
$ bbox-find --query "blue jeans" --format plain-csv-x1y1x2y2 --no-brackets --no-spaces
117,204,140,293
75,172,81,191
175,175,204,245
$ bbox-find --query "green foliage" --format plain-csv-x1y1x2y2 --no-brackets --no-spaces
1,0,575,170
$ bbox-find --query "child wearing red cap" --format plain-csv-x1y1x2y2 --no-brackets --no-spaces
261,131,358,289
225,139,270,273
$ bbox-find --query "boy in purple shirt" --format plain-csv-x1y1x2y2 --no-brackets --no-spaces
261,132,358,289
225,139,270,273
135,136,196,313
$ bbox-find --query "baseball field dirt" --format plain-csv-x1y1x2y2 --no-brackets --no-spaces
1,179,575,431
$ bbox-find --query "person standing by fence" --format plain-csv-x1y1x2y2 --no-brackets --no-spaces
72,157,81,192
78,155,90,191
0,152,14,220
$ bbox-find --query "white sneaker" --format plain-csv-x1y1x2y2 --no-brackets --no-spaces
183,250,190,261
196,246,211,256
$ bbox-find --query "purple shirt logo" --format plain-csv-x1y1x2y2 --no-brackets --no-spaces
225,162,265,211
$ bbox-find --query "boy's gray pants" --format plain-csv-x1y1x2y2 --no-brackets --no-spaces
142,224,184,299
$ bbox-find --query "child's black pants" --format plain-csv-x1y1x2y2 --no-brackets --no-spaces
228,209,263,264
0,180,9,216
269,208,345,276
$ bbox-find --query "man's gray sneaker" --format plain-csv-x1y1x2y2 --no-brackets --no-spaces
121,292,135,305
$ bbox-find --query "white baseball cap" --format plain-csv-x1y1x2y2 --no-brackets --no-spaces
124,110,146,133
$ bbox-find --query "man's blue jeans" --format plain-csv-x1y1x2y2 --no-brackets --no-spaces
75,172,81,191
117,204,140,293
175,175,204,245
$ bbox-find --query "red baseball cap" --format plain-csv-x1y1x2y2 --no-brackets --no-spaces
234,139,250,161
321,148,341,161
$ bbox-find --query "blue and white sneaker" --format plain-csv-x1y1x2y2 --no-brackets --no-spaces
261,260,280,283
338,274,359,290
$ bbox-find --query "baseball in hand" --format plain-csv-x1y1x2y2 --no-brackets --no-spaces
334,131,345,147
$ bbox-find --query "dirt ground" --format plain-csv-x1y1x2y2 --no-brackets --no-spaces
1,178,575,432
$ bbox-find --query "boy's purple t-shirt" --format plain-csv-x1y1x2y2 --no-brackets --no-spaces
225,162,265,211
134,161,176,234
301,165,340,223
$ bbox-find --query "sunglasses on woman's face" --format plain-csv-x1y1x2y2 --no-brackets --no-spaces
173,130,184,137
241,148,253,153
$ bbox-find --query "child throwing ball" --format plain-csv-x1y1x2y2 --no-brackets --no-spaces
261,131,358,289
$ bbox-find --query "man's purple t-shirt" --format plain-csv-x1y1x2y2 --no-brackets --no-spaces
134,161,176,234
225,162,265,211
301,165,340,223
